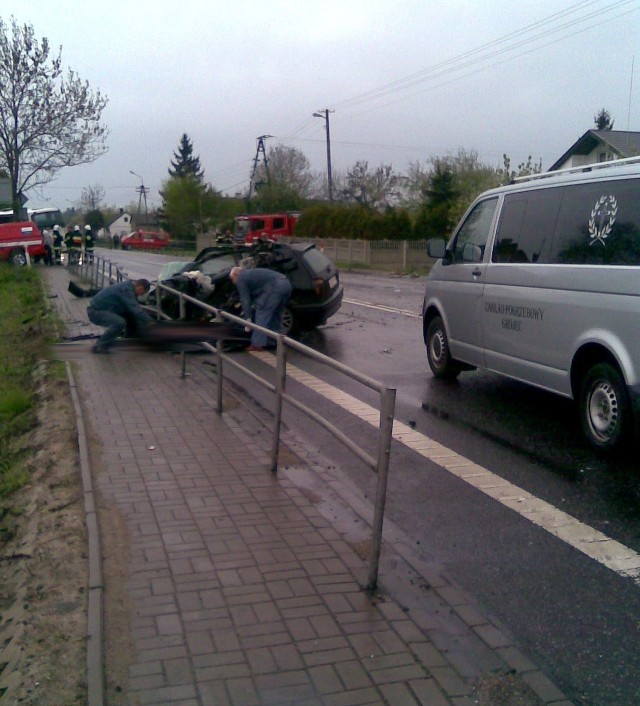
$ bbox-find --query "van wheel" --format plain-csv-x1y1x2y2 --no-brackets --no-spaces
579,362,631,452
8,249,27,266
426,316,461,380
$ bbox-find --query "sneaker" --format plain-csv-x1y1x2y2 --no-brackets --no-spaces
91,344,110,354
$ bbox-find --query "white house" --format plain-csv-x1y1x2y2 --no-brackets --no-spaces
100,211,132,239
550,130,640,171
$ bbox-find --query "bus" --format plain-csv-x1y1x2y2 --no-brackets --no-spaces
0,207,65,230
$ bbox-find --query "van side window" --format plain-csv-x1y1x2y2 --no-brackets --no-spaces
550,180,640,265
493,189,560,264
451,197,498,263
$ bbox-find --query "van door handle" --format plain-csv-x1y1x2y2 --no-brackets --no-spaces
472,268,482,278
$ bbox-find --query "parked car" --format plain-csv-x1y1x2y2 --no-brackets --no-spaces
151,241,343,334
121,230,171,251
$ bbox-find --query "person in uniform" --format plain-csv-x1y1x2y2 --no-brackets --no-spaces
83,224,95,258
52,225,64,264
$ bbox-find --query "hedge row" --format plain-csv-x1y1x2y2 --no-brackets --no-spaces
296,205,430,241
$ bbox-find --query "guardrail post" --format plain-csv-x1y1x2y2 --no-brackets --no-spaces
270,334,287,473
215,341,224,413
367,386,396,591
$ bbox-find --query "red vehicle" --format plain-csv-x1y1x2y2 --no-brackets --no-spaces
0,221,47,265
234,212,300,244
121,230,171,251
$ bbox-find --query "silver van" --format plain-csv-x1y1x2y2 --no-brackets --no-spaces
422,157,640,452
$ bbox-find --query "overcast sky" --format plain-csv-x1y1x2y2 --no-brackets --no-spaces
5,0,639,209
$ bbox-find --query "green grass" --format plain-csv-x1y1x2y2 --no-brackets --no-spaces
0,264,54,509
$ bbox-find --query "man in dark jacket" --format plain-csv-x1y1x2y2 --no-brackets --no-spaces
229,267,292,351
87,279,152,353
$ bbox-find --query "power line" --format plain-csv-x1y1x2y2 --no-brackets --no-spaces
332,0,637,113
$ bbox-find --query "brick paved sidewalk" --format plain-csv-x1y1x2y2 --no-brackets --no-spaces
43,267,572,706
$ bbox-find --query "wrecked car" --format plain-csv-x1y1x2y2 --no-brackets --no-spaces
150,241,343,334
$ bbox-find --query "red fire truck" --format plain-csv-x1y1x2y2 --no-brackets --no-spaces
0,221,47,265
234,212,301,244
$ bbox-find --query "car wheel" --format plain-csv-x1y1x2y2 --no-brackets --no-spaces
279,306,294,335
579,362,631,452
8,249,27,266
426,316,461,380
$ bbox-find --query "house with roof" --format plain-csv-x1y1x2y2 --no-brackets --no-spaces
549,130,640,171
99,211,132,239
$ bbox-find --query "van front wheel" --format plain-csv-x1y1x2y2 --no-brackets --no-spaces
579,362,631,452
426,316,461,380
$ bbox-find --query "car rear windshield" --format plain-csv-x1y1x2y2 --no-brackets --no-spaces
301,247,334,275
198,254,236,276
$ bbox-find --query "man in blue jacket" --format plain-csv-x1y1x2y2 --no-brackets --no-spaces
87,279,152,353
229,267,292,351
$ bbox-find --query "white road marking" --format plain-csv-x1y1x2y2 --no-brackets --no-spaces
343,297,421,318
254,352,640,585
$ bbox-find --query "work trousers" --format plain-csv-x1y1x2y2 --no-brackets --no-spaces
252,279,292,347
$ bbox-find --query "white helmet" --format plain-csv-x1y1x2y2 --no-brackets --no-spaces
53,224,60,232
74,225,80,231
85,224,91,231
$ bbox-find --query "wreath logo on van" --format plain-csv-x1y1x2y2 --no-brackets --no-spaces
588,195,617,246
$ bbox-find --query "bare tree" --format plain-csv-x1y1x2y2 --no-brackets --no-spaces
0,17,108,214
80,183,106,211
253,143,313,197
340,161,400,211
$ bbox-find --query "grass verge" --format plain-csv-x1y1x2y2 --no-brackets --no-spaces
0,264,55,537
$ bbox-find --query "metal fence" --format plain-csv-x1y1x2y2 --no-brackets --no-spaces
72,254,398,589
152,282,397,590
195,233,435,270
68,250,127,288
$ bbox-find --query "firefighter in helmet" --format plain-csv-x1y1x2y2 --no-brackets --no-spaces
52,225,64,264
84,224,95,256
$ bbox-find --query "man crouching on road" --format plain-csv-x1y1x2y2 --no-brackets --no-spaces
229,267,292,352
87,279,152,353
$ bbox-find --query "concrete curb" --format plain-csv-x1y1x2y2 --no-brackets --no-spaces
66,362,105,706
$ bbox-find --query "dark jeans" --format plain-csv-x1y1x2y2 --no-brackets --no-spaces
87,307,126,349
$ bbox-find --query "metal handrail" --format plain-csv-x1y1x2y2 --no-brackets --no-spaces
155,280,397,589
74,257,396,590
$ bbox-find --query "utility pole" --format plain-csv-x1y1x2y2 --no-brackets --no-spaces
130,170,149,227
313,109,334,203
247,135,272,210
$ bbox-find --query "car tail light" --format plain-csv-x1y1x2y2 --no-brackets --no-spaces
312,278,325,297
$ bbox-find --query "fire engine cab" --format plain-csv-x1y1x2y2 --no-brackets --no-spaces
0,221,47,266
234,212,301,244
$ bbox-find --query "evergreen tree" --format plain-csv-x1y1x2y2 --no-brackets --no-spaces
168,133,205,182
594,108,614,131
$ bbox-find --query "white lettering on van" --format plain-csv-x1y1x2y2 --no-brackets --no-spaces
588,195,617,246
484,301,544,320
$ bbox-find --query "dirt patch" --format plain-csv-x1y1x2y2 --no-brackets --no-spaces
472,670,546,706
0,372,88,705
0,364,135,706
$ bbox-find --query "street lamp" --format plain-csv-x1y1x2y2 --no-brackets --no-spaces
130,170,149,228
313,109,334,203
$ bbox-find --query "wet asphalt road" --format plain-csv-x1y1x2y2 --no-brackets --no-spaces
97,249,640,705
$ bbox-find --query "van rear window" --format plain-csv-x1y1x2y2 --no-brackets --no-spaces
550,181,640,265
